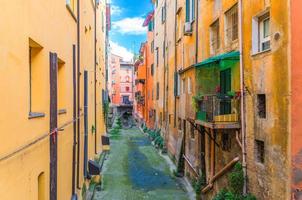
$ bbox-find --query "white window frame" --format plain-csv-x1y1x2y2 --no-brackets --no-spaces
188,77,192,94
177,73,181,96
252,11,271,54
182,78,186,94
259,16,270,51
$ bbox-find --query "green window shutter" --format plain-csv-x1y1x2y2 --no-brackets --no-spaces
220,68,231,94
192,0,195,20
220,68,232,114
186,0,190,22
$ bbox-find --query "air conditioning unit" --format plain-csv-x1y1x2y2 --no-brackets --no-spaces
184,22,192,36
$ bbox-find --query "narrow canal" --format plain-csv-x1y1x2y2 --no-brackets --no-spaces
93,127,190,200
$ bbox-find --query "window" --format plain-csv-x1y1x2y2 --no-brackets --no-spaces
163,41,165,58
161,4,166,24
151,40,154,53
260,14,270,51
174,72,179,96
29,38,44,118
255,140,265,164
156,47,159,67
148,19,154,31
126,76,130,82
38,172,46,200
210,20,220,54
126,86,130,92
252,12,271,53
178,118,182,130
225,4,238,44
182,78,186,94
257,94,266,118
188,77,192,94
152,89,154,100
151,64,154,76
190,124,195,139
160,112,163,125
221,133,231,151
156,82,160,100
177,73,181,96
186,0,195,22
58,58,66,112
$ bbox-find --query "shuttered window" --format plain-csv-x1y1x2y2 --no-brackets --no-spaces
186,0,195,22
220,69,231,114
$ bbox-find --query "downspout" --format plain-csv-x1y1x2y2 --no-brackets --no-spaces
163,0,167,137
84,70,88,178
76,0,81,190
94,0,98,155
71,45,77,200
174,0,177,128
239,0,247,195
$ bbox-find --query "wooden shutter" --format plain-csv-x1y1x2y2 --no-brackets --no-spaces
186,0,190,22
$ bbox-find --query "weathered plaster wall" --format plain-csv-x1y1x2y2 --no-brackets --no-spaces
242,1,290,199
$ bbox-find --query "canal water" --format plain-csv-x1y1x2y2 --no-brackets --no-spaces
93,127,190,200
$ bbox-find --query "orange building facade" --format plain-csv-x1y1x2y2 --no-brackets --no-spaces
291,0,302,198
134,44,147,121
134,12,155,129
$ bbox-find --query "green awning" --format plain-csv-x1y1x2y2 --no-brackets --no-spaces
194,51,240,68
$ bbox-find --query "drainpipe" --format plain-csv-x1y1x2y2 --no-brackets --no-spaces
71,45,77,200
174,0,177,127
76,0,81,190
238,0,247,195
94,0,97,155
163,0,167,138
84,70,88,178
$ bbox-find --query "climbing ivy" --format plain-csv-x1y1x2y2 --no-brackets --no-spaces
213,163,257,200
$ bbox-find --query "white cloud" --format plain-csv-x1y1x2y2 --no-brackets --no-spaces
112,17,147,35
111,5,122,16
110,41,134,62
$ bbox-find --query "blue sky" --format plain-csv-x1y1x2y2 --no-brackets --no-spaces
109,0,153,61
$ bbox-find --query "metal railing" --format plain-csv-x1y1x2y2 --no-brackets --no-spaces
196,94,240,123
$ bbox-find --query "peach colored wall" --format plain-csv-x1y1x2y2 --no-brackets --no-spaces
109,54,122,105
146,31,155,128
119,63,134,104
291,0,302,198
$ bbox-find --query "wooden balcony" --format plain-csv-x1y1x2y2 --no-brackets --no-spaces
195,94,240,129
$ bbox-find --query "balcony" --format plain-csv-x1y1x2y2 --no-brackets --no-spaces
135,94,145,106
195,94,240,129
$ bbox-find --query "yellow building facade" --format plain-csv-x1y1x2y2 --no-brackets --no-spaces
242,0,290,199
0,0,108,199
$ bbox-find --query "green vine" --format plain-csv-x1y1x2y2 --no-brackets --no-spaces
192,92,204,112
213,163,257,200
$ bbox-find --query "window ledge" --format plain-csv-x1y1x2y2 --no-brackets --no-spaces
58,109,67,115
251,48,271,57
28,112,46,119
66,5,77,22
